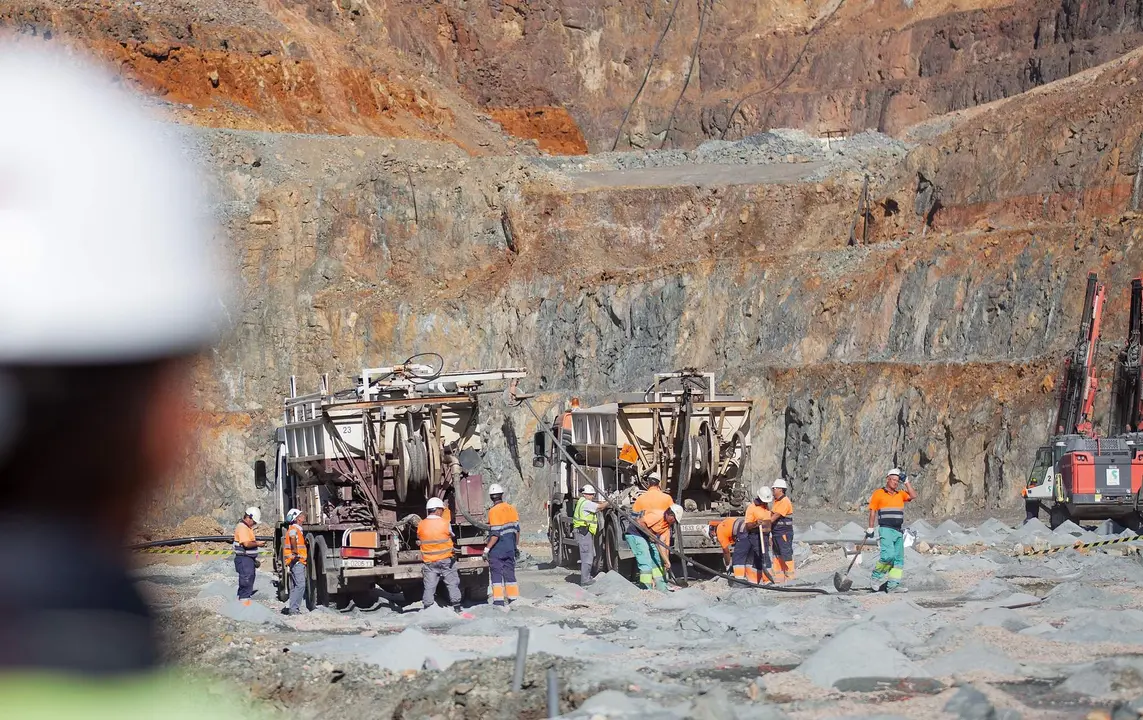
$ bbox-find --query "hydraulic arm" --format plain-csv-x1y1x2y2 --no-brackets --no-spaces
1054,272,1106,437
1110,278,1143,434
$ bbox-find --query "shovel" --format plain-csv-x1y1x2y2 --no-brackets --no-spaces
833,533,871,592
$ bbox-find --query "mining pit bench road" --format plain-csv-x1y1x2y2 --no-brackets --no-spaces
563,160,827,191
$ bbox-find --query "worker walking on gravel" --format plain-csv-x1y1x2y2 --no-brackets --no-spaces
484,483,521,606
573,484,608,587
738,488,774,584
233,507,263,606
770,479,796,583
419,498,464,612
633,471,673,513
867,468,917,592
281,509,308,615
626,504,682,592
0,45,276,717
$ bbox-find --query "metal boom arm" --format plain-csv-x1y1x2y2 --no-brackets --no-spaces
1110,278,1143,433
1054,272,1106,436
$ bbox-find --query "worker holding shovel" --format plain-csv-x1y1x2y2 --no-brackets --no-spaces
867,468,917,593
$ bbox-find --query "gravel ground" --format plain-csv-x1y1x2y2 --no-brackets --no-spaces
138,515,1143,719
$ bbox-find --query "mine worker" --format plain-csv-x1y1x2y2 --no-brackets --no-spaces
233,507,263,606
1021,482,1041,524
770,479,796,582
484,483,521,606
573,484,608,587
632,471,674,513
281,509,308,616
419,497,464,612
0,45,274,716
709,516,745,576
626,505,683,592
867,468,917,592
737,488,774,584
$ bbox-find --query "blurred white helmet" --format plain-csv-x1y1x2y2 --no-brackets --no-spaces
0,46,231,363
772,479,788,490
582,484,596,495
756,487,774,504
667,504,684,521
426,497,446,512
245,507,261,525
285,508,302,523
488,483,505,496
646,472,661,484
888,468,903,478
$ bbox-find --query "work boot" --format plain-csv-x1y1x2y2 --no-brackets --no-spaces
870,579,886,592
887,585,909,594
280,608,291,616
581,579,595,588
653,580,670,593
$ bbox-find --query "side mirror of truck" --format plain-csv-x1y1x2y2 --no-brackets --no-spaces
253,459,268,489
533,431,548,467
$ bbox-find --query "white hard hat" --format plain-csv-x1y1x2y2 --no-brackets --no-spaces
887,468,903,478
245,507,261,525
772,479,788,490
667,504,684,521
582,484,597,495
646,472,661,484
0,46,231,363
426,497,445,511
285,508,302,523
756,487,774,504
488,483,505,496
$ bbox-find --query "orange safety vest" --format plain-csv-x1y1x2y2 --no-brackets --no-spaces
442,506,452,525
283,524,308,565
715,517,744,551
232,522,258,557
633,486,673,514
417,514,454,563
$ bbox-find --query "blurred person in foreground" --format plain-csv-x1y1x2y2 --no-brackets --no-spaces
0,44,272,718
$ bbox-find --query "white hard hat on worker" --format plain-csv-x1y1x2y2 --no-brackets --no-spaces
426,497,445,512
488,483,505,496
0,46,230,363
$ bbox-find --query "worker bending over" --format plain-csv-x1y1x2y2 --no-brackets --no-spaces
737,488,773,584
867,468,917,592
626,504,683,591
633,472,673,513
419,498,464,612
484,483,521,606
573,484,608,587
233,507,263,606
281,509,308,615
770,479,795,582
709,516,745,577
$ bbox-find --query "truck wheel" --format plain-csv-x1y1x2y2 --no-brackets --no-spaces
276,537,289,602
1049,504,1071,530
549,518,566,568
307,536,331,610
600,518,621,573
463,576,490,604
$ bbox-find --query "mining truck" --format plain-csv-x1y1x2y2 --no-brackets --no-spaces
1026,273,1143,530
265,359,526,609
534,370,752,580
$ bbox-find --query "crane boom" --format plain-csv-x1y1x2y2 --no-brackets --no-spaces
1110,278,1143,433
1054,272,1106,436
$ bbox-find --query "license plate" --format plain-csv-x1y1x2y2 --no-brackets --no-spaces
340,559,373,568
681,524,707,533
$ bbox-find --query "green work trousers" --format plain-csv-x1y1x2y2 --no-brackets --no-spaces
624,533,668,591
871,526,905,590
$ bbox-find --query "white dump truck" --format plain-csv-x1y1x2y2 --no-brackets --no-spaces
533,370,753,580
262,359,526,609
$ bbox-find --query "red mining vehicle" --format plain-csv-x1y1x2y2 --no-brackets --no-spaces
263,360,526,609
1026,273,1143,530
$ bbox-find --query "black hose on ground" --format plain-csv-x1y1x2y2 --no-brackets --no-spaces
129,535,273,549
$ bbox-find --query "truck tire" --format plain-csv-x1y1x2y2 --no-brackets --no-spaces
1049,503,1071,530
600,516,621,574
549,517,567,568
462,569,490,604
307,535,331,610
275,533,289,602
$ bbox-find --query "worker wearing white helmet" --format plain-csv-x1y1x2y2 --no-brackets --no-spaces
734,487,774,584
233,507,264,604
633,470,673,513
770,479,796,583
281,509,308,616
572,483,609,587
626,503,683,592
484,483,521,606
419,497,463,611
0,44,269,717
867,468,917,592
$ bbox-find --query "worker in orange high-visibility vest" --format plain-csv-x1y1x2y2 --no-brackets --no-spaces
736,488,773,584
484,483,521,607
633,472,674,513
281,509,308,616
708,516,745,577
770,479,796,582
419,497,463,612
233,507,263,606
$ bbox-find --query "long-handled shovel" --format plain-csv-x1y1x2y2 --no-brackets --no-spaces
833,534,871,592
